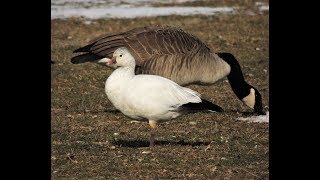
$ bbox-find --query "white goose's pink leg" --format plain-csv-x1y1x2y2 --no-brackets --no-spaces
148,120,157,147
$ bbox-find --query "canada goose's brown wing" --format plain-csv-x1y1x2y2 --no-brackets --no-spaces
135,52,206,85
72,26,212,66
73,31,126,59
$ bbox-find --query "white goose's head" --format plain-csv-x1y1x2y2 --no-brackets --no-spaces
107,47,136,68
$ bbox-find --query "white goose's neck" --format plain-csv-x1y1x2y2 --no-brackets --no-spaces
105,66,135,110
114,66,135,78
106,66,135,87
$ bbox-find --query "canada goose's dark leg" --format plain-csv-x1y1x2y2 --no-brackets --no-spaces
149,120,157,147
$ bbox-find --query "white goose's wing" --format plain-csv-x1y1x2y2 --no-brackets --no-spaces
123,75,201,114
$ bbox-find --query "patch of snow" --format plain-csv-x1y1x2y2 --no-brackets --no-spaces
52,0,199,7
236,111,269,123
259,5,269,11
255,2,269,11
51,0,268,19
142,150,152,154
255,2,265,6
51,0,235,19
51,6,234,19
83,20,92,25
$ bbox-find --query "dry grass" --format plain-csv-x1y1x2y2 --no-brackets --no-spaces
51,2,269,179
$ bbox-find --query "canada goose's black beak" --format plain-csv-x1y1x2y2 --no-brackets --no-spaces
254,105,266,115
256,110,266,115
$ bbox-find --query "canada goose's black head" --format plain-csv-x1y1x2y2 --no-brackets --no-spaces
217,52,266,115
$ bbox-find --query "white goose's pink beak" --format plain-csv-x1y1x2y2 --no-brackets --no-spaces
107,57,117,65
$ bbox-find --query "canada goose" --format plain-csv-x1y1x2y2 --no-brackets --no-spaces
105,47,223,147
71,26,265,115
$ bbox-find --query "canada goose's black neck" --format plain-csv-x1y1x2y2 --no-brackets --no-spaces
216,53,250,99
217,52,265,115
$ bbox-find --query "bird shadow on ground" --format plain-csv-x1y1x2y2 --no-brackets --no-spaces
112,139,211,148
104,108,261,116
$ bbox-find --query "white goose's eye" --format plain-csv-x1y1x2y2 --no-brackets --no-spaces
120,54,122,57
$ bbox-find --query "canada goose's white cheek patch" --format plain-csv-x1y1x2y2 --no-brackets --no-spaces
242,88,255,109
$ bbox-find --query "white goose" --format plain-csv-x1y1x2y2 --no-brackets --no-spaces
105,47,223,147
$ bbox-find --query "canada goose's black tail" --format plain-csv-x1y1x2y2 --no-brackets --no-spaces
71,53,103,64
180,98,224,112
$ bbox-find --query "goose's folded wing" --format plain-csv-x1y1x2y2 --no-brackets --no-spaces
124,75,201,111
72,26,212,66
